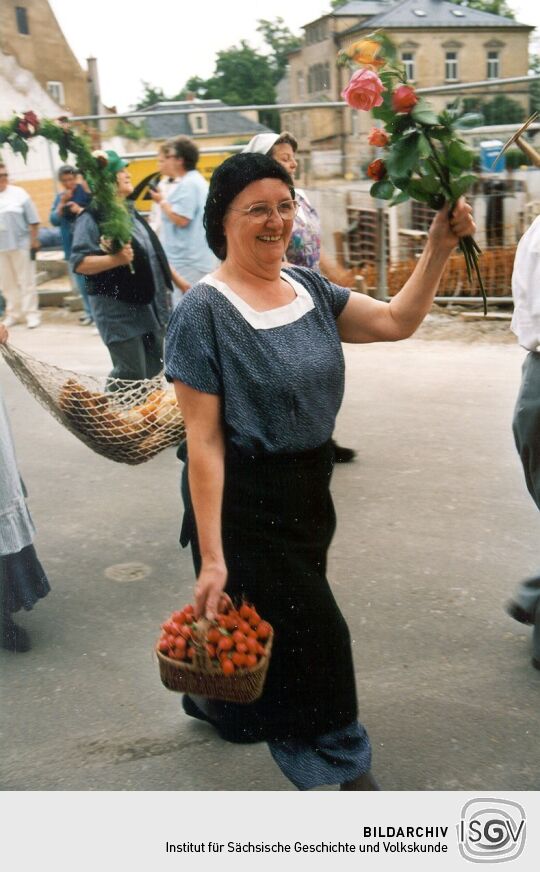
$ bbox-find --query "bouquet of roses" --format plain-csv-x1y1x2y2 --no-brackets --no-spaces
339,32,486,313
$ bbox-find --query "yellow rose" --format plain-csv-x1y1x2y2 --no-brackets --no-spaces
347,39,385,69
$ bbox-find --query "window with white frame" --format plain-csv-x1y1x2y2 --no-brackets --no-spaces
47,81,65,105
445,51,459,81
487,50,500,79
189,113,208,134
402,51,415,81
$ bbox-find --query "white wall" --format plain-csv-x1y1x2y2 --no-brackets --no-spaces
0,51,64,182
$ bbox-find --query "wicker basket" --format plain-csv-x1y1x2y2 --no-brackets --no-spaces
156,618,273,704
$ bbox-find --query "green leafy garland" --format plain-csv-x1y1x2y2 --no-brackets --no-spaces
0,111,131,250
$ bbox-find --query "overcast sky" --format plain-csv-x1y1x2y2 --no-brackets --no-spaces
47,0,539,112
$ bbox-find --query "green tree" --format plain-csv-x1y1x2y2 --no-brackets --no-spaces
529,54,540,115
133,81,167,110
454,0,515,18
451,94,525,125
256,17,302,84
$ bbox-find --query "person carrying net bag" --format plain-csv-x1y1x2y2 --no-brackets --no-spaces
71,151,173,385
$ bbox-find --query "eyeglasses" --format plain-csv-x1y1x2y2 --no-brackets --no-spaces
0,173,8,178
228,200,299,224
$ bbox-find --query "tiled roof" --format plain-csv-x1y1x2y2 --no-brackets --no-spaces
143,101,272,140
331,0,393,15
340,0,534,33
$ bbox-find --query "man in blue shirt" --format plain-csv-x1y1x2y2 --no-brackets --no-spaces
50,165,93,324
149,136,217,306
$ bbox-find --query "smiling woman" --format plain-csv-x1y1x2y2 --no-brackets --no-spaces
164,152,475,791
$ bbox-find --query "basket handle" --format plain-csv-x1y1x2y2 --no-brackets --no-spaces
191,617,214,670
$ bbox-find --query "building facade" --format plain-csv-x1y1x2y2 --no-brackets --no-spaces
0,0,90,116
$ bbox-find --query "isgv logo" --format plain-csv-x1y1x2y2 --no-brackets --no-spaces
458,799,526,863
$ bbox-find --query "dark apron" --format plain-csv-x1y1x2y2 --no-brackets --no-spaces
179,440,358,742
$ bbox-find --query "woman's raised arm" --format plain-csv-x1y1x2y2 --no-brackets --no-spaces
337,199,476,344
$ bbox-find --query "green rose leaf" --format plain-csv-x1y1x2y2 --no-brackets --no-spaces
447,140,474,170
411,103,440,126
388,190,410,206
370,179,395,200
450,174,477,199
404,179,433,203
386,131,421,178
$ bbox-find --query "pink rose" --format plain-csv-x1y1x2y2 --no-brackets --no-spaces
392,85,418,114
341,69,386,111
367,127,390,147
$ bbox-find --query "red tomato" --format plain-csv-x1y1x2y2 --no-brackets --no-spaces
239,604,253,620
187,646,195,660
171,611,186,624
245,654,258,668
206,643,216,659
173,636,186,651
232,652,247,667
232,630,246,646
207,627,221,645
184,604,195,615
218,636,234,652
250,612,261,628
245,637,259,654
257,621,272,640
158,638,169,653
162,620,178,635
179,626,192,641
239,620,251,635
168,649,184,661
221,659,235,676
235,642,248,655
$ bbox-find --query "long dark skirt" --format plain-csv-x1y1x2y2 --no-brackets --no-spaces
180,440,358,743
0,543,50,615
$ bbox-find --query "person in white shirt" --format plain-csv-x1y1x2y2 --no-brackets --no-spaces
0,164,41,329
507,214,540,668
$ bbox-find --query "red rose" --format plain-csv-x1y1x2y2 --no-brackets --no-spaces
367,127,390,148
15,110,40,138
341,69,386,111
367,159,387,181
23,111,39,130
392,85,418,114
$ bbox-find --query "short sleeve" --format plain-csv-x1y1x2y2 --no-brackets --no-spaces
283,266,350,319
325,279,351,318
164,288,222,394
70,212,102,271
22,195,39,225
168,178,197,221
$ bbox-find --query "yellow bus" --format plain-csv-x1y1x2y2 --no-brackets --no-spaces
126,151,234,214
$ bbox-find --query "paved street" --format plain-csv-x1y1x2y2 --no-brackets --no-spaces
1,311,539,791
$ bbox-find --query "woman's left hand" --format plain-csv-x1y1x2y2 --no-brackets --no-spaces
428,198,476,252
0,323,8,344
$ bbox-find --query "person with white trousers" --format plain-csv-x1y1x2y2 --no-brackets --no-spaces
0,163,41,329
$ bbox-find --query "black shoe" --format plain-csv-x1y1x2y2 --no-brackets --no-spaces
331,439,357,463
1,616,31,652
340,770,380,790
506,600,534,626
